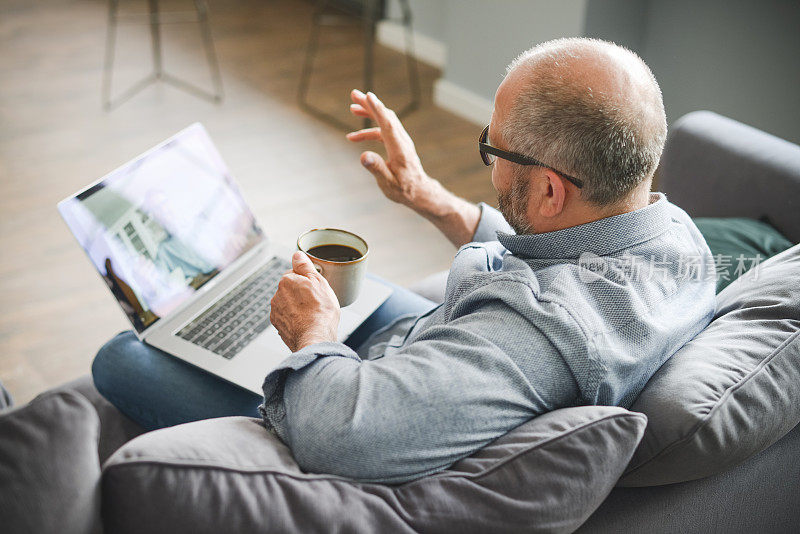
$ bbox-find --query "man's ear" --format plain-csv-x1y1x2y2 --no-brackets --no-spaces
539,169,566,218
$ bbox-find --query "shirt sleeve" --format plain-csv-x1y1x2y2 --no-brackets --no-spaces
259,296,557,484
471,202,514,242
259,341,361,432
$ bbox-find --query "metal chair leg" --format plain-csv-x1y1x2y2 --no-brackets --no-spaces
148,0,163,78
362,0,378,129
195,0,224,101
398,0,420,117
297,0,326,112
102,0,224,110
297,0,420,131
102,0,119,110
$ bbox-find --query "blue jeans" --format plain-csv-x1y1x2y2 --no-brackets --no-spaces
92,277,437,431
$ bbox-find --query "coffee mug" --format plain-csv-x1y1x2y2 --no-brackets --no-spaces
297,228,369,307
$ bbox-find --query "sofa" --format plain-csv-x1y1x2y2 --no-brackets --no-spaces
1,111,799,533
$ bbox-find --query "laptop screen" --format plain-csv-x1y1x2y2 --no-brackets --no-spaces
58,124,264,333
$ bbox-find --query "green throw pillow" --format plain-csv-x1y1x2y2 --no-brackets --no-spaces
693,217,793,292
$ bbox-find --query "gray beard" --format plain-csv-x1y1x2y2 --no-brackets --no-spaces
497,169,534,235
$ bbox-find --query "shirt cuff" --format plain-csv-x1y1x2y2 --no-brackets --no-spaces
471,202,515,242
259,342,360,437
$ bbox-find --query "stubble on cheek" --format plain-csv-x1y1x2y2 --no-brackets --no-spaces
497,167,533,235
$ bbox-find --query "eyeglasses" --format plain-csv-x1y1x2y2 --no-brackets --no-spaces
478,125,584,189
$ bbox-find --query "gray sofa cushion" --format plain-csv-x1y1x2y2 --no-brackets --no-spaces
54,375,146,464
102,406,646,534
619,243,800,487
0,390,102,534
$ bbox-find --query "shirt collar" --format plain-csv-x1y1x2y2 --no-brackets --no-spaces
497,192,671,259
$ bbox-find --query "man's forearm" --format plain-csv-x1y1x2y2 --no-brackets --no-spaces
412,177,481,248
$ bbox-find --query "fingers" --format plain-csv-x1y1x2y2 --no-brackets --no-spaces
362,92,406,156
349,104,370,118
350,89,368,106
351,90,398,131
351,90,416,169
362,92,391,129
350,90,373,118
291,251,318,277
346,127,382,143
360,151,393,182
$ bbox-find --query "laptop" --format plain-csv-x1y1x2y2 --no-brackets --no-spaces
58,123,391,394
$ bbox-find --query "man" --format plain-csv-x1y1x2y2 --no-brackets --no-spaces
263,37,715,483
92,38,715,484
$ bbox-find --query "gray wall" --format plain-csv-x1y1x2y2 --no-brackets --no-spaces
386,0,446,43
441,0,586,102
582,0,647,53
636,0,800,145
387,0,587,101
388,0,800,144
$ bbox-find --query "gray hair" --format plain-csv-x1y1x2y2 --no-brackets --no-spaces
502,38,667,207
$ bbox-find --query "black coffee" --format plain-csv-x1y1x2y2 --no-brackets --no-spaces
307,244,362,262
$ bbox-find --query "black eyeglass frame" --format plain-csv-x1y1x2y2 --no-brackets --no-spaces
478,125,584,189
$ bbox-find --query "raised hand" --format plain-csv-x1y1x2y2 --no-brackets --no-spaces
346,89,482,248
346,90,436,209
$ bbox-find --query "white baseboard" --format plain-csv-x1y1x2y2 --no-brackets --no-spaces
377,20,491,126
376,20,447,69
433,78,493,126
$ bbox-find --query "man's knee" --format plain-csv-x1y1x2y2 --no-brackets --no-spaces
92,330,138,394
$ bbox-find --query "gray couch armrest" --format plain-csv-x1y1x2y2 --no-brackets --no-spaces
659,111,800,242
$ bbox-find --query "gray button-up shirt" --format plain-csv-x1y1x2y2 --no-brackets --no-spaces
260,193,716,483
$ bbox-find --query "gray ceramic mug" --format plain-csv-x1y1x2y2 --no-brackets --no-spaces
297,228,369,307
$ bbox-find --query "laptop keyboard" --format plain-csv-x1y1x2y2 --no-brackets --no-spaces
176,257,291,360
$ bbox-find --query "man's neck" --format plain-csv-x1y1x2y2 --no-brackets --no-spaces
532,183,652,234
606,183,653,216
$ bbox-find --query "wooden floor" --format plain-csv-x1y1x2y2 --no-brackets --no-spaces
0,0,495,404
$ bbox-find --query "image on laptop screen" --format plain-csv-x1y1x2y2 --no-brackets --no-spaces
58,124,264,333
